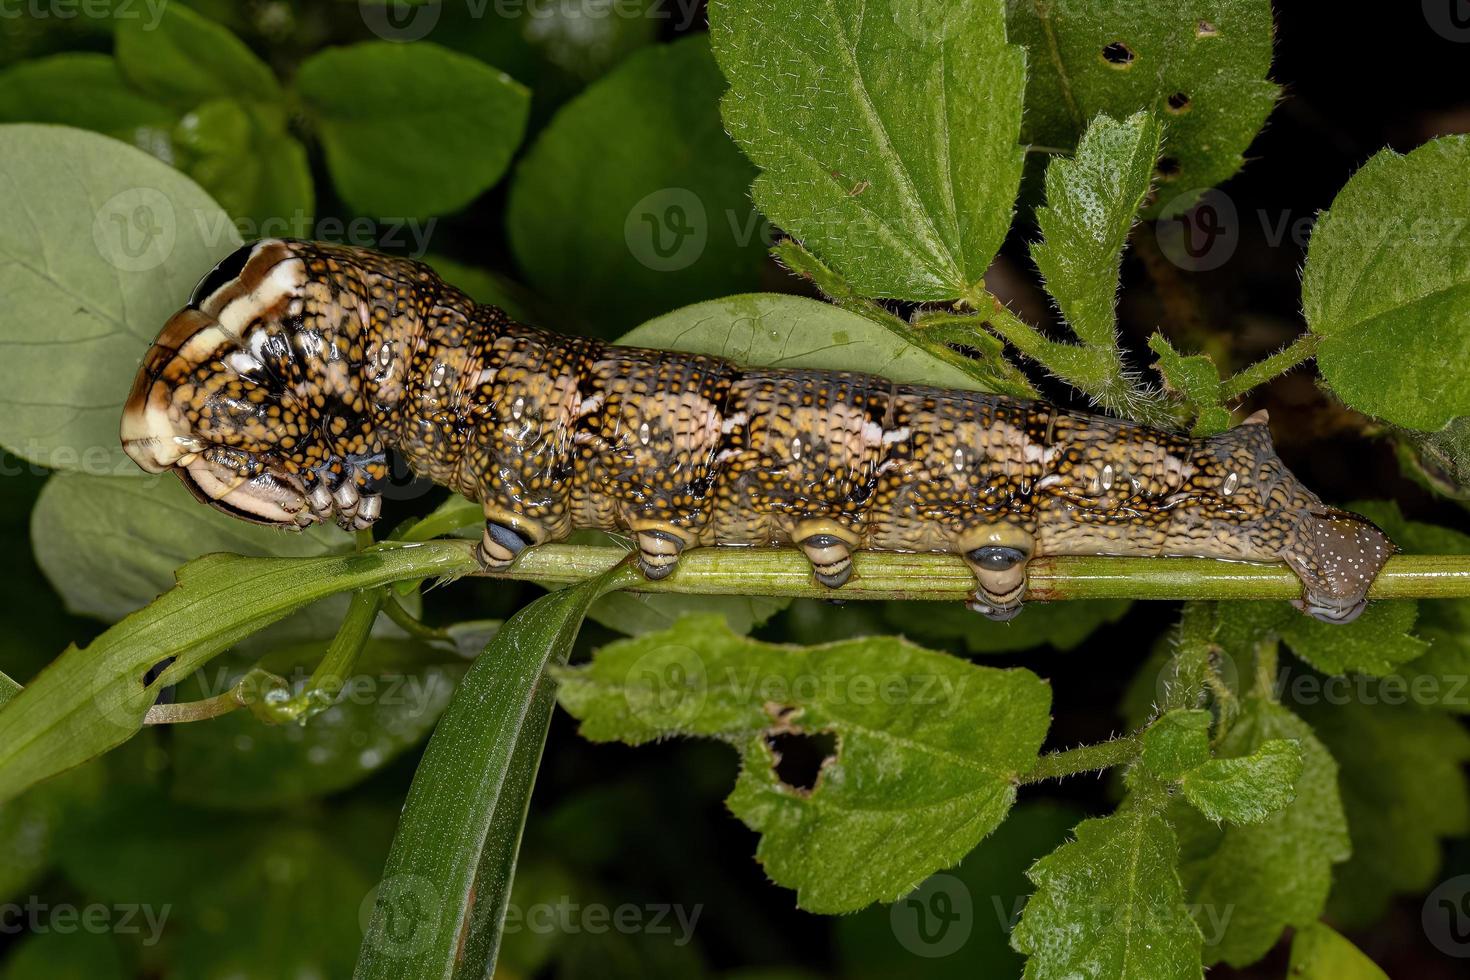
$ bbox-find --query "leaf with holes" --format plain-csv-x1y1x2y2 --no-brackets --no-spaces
709,0,1025,300
1011,794,1203,980
554,614,1052,913
1033,111,1162,348
1006,0,1277,216
1303,136,1470,430
1303,700,1470,928
1173,697,1349,967
0,124,240,474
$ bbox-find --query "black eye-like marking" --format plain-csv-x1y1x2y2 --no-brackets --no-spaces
189,243,256,309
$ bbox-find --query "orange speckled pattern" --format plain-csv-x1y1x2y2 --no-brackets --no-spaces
121,240,1395,624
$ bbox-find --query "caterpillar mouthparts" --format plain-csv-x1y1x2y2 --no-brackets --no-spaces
122,239,1394,623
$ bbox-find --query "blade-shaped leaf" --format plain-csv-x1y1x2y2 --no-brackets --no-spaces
1033,111,1162,348
354,567,627,979
710,0,1026,300
1304,136,1470,430
1011,795,1204,980
554,614,1052,913
0,540,480,805
1006,0,1277,217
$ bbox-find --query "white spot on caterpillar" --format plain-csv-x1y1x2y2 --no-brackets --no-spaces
1101,463,1114,491
512,396,525,421
882,426,911,446
1222,472,1239,495
226,351,263,376
720,411,748,434
1036,474,1062,491
639,422,651,446
791,437,803,460
431,362,447,387
953,448,964,472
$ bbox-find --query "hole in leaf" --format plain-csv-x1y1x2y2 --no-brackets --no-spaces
1166,92,1192,114
767,730,837,792
1156,156,1182,180
1101,41,1135,67
1197,20,1218,37
142,656,177,688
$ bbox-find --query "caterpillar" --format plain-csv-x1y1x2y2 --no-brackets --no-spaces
121,240,1394,624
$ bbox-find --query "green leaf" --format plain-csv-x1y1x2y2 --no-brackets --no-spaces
0,762,103,903
836,801,1082,978
555,614,1052,913
173,98,314,228
1174,697,1349,967
1303,701,1470,928
619,293,990,390
1277,600,1428,676
1148,334,1230,435
0,539,480,805
1033,111,1162,347
0,54,176,150
1140,708,1210,781
0,929,125,980
1179,738,1301,825
1006,0,1278,217
32,471,351,623
885,598,1131,654
589,591,788,638
169,641,464,809
297,41,530,218
0,124,241,473
1011,795,1203,980
356,569,624,979
507,36,764,334
1303,136,1470,430
1287,922,1389,980
115,2,280,107
710,0,1025,300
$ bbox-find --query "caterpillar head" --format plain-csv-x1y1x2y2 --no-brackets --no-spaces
1282,509,1396,624
120,240,386,530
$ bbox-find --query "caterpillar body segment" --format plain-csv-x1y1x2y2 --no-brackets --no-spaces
121,240,1395,624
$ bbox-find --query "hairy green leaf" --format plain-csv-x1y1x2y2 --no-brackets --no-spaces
1179,738,1301,825
1288,922,1389,980
0,124,240,474
297,42,530,218
1304,136,1470,430
1140,708,1210,781
1148,334,1229,435
508,36,763,334
710,0,1026,300
886,598,1131,654
555,614,1051,913
115,3,280,107
1174,698,1348,967
1277,601,1428,677
1006,0,1277,217
1012,795,1203,980
1304,701,1470,928
620,293,989,390
1033,111,1162,347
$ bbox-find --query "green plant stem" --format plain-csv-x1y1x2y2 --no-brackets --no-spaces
1219,332,1320,400
1021,735,1142,783
381,594,454,643
143,687,246,725
430,540,1470,602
